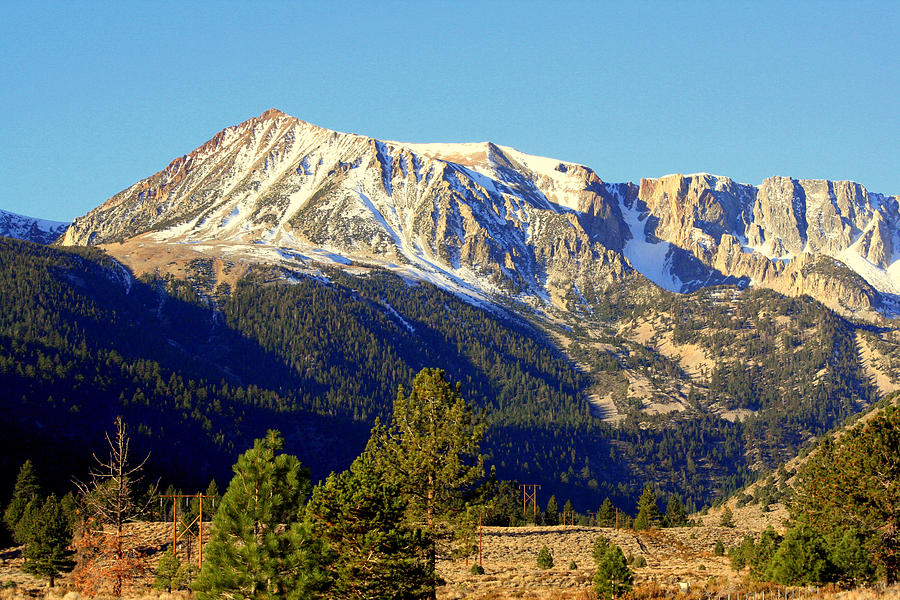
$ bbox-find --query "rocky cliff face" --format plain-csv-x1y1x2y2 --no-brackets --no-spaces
61,109,633,303
634,173,899,314
60,109,899,317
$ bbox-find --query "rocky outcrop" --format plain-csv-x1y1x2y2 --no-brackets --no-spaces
59,109,899,317
637,174,755,260
635,173,898,314
753,177,809,256
853,212,893,268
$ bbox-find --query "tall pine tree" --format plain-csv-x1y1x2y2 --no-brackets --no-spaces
544,496,559,526
597,498,616,527
4,460,40,544
22,494,74,587
366,368,486,599
306,451,432,599
593,535,633,599
664,494,688,527
633,484,661,530
193,431,330,600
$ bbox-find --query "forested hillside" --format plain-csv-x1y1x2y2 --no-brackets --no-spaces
2,236,897,515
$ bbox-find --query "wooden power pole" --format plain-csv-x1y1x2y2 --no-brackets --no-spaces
161,493,215,569
520,484,541,523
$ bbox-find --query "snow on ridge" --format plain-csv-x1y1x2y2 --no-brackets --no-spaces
837,250,900,295
380,300,415,333
619,195,683,292
0,208,69,243
0,208,68,231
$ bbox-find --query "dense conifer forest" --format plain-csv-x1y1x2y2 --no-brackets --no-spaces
0,236,893,516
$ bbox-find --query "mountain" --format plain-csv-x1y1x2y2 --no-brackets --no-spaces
6,233,896,516
0,208,68,244
60,108,899,318
4,109,899,513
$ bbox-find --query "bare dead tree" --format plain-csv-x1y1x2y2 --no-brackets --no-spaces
73,416,157,597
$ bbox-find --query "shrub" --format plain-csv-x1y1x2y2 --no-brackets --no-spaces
470,563,485,575
719,506,735,528
714,540,725,556
569,560,578,570
537,546,554,569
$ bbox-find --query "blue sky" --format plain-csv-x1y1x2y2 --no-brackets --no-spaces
1,1,898,221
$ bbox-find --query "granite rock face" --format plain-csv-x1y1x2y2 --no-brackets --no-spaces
60,110,899,317
634,173,898,314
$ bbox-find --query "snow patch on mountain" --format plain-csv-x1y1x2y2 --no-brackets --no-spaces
380,300,415,333
837,250,900,296
620,199,682,292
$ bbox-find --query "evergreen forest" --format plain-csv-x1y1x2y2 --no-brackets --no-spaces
1,236,896,521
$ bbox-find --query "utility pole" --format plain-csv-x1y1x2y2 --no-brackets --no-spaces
161,493,215,569
520,484,541,523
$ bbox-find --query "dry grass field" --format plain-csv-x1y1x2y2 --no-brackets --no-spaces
2,521,899,599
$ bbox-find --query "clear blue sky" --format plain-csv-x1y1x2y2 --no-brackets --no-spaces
2,1,898,221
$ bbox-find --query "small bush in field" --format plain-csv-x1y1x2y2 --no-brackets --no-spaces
537,546,554,569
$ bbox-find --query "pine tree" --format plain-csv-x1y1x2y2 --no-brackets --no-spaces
481,479,522,527
767,524,831,585
22,495,74,587
366,368,486,598
828,529,874,586
537,546,554,569
597,498,616,527
203,479,221,518
14,501,41,549
592,535,611,564
152,548,180,593
634,484,660,530
193,431,330,600
306,451,432,599
593,538,633,599
544,495,559,526
664,494,688,527
562,500,574,525
720,505,735,528
792,401,900,582
4,460,40,543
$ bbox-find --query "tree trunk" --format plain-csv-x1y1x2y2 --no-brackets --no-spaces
426,472,436,600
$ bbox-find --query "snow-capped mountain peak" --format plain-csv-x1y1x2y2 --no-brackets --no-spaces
59,109,900,318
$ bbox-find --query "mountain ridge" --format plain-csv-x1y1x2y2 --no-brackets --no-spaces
55,109,900,318
0,208,68,245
